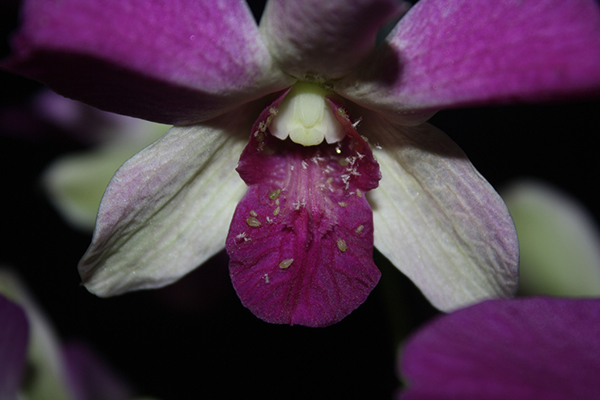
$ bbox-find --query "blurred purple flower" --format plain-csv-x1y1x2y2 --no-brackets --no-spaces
3,0,600,326
0,269,134,400
0,294,28,400
399,297,600,400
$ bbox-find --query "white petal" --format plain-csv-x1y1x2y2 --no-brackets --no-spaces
78,106,256,296
362,114,518,311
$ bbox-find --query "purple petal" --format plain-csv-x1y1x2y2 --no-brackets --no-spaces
0,295,29,400
79,106,256,296
362,111,518,311
400,297,600,400
63,341,133,400
339,0,600,120
3,0,293,124
226,99,381,327
260,0,406,80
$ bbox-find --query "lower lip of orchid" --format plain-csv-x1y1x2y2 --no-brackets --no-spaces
225,92,382,327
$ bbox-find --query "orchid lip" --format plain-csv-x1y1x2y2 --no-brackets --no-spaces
226,93,382,327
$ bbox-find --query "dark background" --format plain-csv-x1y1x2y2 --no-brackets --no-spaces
1,1,598,399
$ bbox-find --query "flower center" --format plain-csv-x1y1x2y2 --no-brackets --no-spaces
270,82,346,146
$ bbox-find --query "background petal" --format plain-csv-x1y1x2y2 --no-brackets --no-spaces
502,180,600,296
62,341,133,400
0,269,73,400
363,114,518,311
78,106,255,297
0,294,28,400
260,0,406,80
339,0,600,121
400,297,600,400
3,0,293,124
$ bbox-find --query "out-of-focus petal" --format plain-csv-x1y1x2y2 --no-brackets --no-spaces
63,341,132,400
339,0,600,123
3,0,293,124
78,106,256,296
0,269,73,400
43,122,169,231
0,294,28,400
502,180,600,296
260,0,406,80
400,297,600,400
363,114,518,311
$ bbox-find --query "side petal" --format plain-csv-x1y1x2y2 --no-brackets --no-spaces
502,180,600,296
78,106,255,296
260,0,406,80
400,297,600,400
364,114,518,311
339,0,600,122
0,294,28,400
3,0,293,124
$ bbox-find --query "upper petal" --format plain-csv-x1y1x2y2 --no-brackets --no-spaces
338,0,600,122
363,113,518,311
260,0,406,80
3,0,293,124
400,297,600,400
78,106,256,296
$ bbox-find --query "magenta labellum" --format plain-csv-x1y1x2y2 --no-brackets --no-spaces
226,88,382,327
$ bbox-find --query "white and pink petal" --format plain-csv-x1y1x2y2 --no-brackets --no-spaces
363,114,518,311
78,107,257,296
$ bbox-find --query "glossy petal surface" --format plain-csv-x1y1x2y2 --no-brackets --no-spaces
503,180,600,296
79,107,254,296
4,0,293,124
339,0,600,121
364,113,518,311
0,294,28,400
261,0,404,79
226,102,381,327
400,297,600,400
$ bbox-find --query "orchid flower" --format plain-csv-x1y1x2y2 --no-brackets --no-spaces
4,0,600,327
398,297,600,400
502,180,600,296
